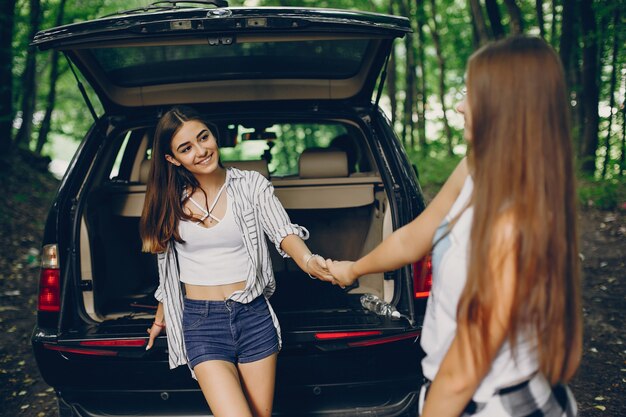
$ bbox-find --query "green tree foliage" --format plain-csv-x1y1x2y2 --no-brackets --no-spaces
3,0,625,183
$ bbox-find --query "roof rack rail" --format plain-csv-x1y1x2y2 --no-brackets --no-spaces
101,0,228,19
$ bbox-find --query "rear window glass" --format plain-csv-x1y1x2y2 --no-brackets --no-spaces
91,39,371,87
221,122,354,177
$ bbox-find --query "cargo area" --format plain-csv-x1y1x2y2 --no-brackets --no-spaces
76,120,404,331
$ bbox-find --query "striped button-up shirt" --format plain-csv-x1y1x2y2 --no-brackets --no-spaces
155,167,309,374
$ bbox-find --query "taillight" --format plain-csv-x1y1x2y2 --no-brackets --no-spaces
347,330,421,347
43,344,118,357
413,254,432,299
80,339,146,347
38,244,60,312
315,331,382,340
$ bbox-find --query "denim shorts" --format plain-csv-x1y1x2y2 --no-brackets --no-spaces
182,296,279,368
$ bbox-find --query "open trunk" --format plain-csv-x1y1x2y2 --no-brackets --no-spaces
74,118,413,348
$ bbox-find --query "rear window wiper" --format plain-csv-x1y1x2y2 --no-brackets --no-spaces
101,0,228,19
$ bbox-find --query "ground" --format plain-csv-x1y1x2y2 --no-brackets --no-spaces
0,157,624,417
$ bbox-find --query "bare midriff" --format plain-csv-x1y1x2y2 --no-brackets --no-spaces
184,281,247,301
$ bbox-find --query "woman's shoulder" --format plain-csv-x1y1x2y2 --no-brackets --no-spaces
227,167,268,185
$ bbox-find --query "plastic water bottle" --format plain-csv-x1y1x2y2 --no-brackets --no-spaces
360,294,401,319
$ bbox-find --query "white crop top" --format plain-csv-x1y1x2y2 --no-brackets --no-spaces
175,196,250,286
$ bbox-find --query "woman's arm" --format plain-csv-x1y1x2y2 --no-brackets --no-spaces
328,158,469,286
420,215,517,417
146,302,165,350
280,235,333,281
253,172,333,281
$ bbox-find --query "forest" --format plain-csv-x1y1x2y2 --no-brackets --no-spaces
0,0,624,204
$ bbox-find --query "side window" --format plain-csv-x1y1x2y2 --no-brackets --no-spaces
108,129,149,182
109,131,131,180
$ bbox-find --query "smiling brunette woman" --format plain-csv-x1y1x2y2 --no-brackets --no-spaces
139,106,333,417
328,36,582,416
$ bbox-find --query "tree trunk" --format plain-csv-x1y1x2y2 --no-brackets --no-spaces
559,0,575,80
36,0,67,155
578,0,600,174
503,0,524,35
468,0,490,45
428,0,453,155
485,0,505,39
387,0,398,128
536,0,546,38
399,0,416,149
600,7,619,179
14,0,42,149
469,1,480,49
550,0,558,46
0,0,17,152
619,91,626,176
415,0,427,148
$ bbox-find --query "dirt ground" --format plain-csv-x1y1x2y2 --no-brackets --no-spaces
0,162,624,417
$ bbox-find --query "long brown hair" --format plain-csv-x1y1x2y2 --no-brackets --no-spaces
140,106,219,253
458,36,582,384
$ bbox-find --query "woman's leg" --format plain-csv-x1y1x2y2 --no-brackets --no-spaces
237,352,278,417
194,360,253,417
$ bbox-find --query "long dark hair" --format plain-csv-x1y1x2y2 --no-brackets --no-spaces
140,106,219,253
458,36,582,384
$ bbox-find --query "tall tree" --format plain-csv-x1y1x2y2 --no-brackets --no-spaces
415,0,428,148
468,0,490,45
387,2,398,129
399,0,416,148
600,7,620,179
427,0,453,155
579,0,600,174
485,0,505,39
0,0,17,152
14,0,43,149
550,0,558,46
36,0,67,155
559,0,575,80
619,91,626,176
536,0,546,38
503,0,524,34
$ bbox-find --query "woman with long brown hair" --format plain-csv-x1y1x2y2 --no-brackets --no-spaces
140,105,332,417
327,36,581,416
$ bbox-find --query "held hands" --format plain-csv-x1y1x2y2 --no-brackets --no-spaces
304,252,360,289
326,260,359,288
304,253,334,282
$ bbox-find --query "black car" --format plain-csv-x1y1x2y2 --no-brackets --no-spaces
31,2,432,416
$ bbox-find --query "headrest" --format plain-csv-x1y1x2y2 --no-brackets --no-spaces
299,148,348,179
139,159,152,183
223,160,270,179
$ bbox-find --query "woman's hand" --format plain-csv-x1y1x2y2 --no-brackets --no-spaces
326,260,358,288
306,255,335,282
146,321,165,350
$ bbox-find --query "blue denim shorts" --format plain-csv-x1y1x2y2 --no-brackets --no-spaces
182,296,279,368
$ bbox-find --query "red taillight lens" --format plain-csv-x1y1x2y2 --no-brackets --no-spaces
315,331,382,340
43,344,118,357
347,330,421,347
38,244,60,312
39,269,60,312
413,254,432,299
80,339,146,347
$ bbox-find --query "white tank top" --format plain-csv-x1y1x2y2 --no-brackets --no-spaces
420,175,539,402
175,196,250,286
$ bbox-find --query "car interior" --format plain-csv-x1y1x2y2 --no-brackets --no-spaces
79,119,395,322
